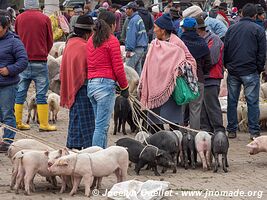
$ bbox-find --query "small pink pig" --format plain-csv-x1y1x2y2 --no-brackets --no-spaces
45,146,103,193
247,136,267,155
195,131,212,171
48,146,128,197
13,150,57,195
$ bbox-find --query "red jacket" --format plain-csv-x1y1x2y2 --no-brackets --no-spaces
87,35,128,89
15,10,53,61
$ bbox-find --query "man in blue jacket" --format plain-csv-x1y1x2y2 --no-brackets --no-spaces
0,10,28,152
125,1,148,76
224,3,266,140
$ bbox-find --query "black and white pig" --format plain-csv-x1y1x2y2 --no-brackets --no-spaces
115,138,174,176
145,130,180,173
182,132,197,170
211,131,229,173
113,95,136,135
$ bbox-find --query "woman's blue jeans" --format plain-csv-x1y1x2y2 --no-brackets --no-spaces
87,78,116,148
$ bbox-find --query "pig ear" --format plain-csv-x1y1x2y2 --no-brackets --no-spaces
62,148,70,155
246,141,258,148
156,152,163,157
44,151,49,157
58,149,62,155
57,159,68,166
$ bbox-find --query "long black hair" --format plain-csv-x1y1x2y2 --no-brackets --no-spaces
0,10,11,29
93,11,116,48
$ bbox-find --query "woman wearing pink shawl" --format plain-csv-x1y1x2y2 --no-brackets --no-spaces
138,13,197,133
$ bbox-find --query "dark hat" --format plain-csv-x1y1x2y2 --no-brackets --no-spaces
73,15,94,30
195,16,207,29
155,13,174,31
219,2,228,11
170,7,180,18
111,3,121,9
181,17,197,29
256,4,265,15
74,5,83,13
125,2,138,10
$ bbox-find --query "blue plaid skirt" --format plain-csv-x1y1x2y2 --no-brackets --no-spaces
67,85,95,149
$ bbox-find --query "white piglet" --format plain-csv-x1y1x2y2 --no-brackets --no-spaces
47,92,60,123
195,131,212,171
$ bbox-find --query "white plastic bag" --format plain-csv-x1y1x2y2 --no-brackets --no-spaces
108,180,170,200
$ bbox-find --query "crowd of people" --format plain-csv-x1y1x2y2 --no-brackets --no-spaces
0,0,266,152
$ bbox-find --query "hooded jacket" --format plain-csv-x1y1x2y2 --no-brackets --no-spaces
138,7,153,33
0,31,28,86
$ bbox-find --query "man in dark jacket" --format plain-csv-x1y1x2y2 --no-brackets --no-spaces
224,3,266,139
136,0,153,42
0,10,28,152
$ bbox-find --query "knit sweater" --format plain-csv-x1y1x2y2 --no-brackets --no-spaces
87,35,128,89
15,10,53,61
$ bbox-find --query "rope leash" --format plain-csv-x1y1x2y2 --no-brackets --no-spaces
129,95,214,136
139,144,159,158
0,122,66,149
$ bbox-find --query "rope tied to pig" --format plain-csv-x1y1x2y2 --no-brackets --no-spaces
129,95,214,136
72,153,78,175
139,144,159,159
0,122,70,150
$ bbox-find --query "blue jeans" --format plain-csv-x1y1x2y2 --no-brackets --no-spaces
227,73,260,135
16,62,49,104
87,78,116,148
0,84,17,143
125,47,145,76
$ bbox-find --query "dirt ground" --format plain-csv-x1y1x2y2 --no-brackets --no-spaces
0,86,267,200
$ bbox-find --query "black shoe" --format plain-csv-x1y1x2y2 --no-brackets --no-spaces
250,133,261,140
0,142,10,153
227,132,237,139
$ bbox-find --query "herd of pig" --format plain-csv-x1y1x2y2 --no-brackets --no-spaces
8,42,263,197
6,131,267,197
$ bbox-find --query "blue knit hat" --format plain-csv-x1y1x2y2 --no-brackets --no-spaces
181,17,197,29
155,13,174,31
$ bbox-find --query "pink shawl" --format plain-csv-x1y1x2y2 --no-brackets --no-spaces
139,33,197,109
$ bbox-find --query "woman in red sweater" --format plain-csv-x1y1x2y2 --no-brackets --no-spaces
87,11,129,148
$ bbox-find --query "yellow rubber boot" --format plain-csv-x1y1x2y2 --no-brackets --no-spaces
37,104,57,132
14,104,30,130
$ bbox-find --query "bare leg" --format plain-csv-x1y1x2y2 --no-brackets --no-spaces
69,176,82,196
24,172,35,195
206,151,212,170
83,175,93,197
222,153,228,173
199,151,207,171
213,153,219,173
